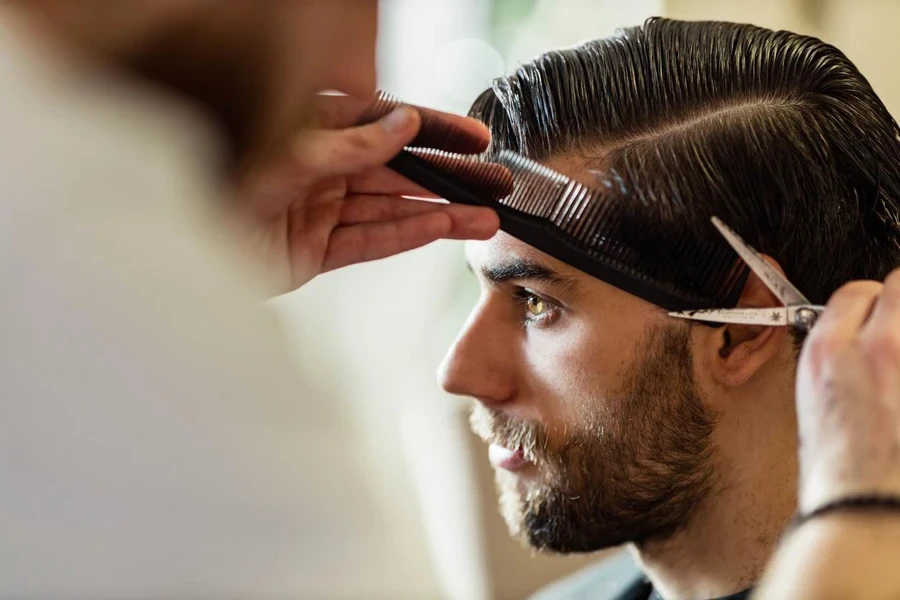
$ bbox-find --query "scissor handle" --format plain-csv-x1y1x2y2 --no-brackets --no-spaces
788,305,826,332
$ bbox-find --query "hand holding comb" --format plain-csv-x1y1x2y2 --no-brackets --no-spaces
235,93,507,291
356,91,515,205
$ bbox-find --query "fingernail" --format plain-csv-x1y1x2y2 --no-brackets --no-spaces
380,107,416,134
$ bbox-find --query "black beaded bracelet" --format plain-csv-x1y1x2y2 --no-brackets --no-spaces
790,495,900,531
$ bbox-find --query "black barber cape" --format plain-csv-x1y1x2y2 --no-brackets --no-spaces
531,552,752,600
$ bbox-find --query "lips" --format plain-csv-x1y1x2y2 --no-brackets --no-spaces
489,444,531,471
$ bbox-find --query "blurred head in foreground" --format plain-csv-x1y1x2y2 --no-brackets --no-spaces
14,0,379,169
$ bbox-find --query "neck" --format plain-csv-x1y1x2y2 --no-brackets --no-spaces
631,384,798,599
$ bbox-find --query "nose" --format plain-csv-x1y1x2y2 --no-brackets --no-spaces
438,302,517,406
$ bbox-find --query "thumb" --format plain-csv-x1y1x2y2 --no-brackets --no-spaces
291,107,421,182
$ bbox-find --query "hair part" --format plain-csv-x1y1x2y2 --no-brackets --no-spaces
472,17,900,306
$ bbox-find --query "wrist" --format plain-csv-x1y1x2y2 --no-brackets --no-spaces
787,494,900,538
799,472,900,515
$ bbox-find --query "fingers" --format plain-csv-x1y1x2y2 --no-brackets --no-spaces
338,195,445,224
291,107,422,183
445,205,500,239
311,94,372,128
856,270,900,385
321,212,453,272
312,93,493,154
322,205,500,272
339,196,500,234
862,268,900,338
813,280,883,343
349,168,442,199
800,281,881,387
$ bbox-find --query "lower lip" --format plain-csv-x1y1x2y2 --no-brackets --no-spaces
489,444,530,471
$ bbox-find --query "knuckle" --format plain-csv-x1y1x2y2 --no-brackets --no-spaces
830,280,883,303
804,329,844,364
311,97,344,128
886,267,900,287
345,128,376,153
293,128,378,173
859,331,900,363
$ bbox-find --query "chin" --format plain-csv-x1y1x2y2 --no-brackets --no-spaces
496,474,654,555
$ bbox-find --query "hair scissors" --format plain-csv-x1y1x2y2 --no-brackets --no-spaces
668,217,826,331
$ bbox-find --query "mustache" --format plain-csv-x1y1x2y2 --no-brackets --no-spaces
469,404,549,462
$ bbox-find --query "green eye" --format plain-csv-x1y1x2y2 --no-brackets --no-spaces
526,294,548,316
514,289,558,326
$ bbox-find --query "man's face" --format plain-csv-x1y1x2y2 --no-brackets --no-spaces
439,232,720,552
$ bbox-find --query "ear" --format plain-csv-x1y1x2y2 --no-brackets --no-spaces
696,256,791,388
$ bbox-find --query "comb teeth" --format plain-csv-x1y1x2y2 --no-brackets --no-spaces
360,92,747,311
358,90,402,122
407,148,513,200
497,152,568,215
485,150,747,309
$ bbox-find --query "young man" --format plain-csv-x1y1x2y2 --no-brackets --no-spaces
0,1,498,597
439,18,900,600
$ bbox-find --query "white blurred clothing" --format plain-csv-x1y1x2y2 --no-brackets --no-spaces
0,9,410,599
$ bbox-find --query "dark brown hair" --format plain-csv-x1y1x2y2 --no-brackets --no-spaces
472,17,900,304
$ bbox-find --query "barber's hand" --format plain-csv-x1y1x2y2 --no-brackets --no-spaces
237,95,502,292
795,272,900,514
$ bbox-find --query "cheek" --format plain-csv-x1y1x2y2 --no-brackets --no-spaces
523,319,630,422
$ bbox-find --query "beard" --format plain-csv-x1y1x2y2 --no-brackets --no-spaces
469,322,717,553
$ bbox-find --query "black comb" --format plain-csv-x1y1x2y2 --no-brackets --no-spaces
357,92,512,207
358,93,748,312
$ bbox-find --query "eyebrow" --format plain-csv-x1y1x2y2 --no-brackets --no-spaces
470,259,581,294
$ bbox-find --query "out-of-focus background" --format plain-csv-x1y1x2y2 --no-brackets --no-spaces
276,1,900,598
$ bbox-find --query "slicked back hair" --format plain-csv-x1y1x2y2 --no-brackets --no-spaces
472,17,900,305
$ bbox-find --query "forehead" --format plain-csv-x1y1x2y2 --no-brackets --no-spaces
465,232,575,277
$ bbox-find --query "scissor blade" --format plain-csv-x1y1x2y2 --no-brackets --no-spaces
711,217,810,306
668,307,792,327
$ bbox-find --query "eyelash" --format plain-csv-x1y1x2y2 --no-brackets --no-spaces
513,289,561,327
